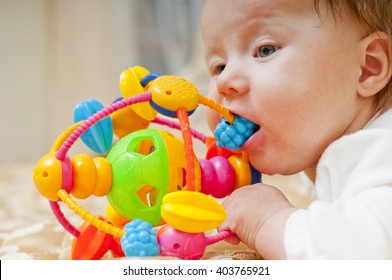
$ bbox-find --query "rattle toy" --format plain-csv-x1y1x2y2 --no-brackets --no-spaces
32,66,260,260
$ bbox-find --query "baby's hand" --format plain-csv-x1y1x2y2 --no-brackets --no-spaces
219,183,296,259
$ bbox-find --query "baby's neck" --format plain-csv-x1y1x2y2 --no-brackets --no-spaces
304,167,316,183
303,103,379,185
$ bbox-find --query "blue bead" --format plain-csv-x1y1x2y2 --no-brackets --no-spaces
233,134,245,145
220,132,231,144
228,143,238,150
138,231,150,243
213,115,257,150
121,219,160,257
74,99,113,154
226,126,237,137
128,233,138,242
137,222,152,231
141,72,162,87
244,130,253,138
235,121,247,134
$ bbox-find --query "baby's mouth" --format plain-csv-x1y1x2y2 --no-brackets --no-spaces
213,115,260,151
253,124,261,133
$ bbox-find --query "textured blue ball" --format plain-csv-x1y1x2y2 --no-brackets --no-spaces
213,115,257,150
121,219,160,257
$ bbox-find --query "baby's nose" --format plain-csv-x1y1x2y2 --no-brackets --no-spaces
216,65,250,97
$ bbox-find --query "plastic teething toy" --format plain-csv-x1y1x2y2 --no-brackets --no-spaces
32,66,260,260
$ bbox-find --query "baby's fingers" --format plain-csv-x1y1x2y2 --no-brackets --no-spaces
224,234,241,245
218,220,240,245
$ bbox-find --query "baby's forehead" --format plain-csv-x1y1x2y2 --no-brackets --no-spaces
201,0,325,40
202,0,316,18
201,0,318,39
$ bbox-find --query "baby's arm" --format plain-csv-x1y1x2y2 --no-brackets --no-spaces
219,183,297,259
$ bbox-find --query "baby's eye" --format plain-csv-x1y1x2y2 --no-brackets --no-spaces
216,64,226,74
256,45,278,58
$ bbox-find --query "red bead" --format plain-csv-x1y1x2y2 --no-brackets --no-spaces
71,216,113,260
205,140,234,160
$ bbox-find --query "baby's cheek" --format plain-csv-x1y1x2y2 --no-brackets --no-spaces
205,106,221,132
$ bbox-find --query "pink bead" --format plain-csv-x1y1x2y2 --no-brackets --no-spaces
157,225,206,260
209,156,235,198
199,159,216,196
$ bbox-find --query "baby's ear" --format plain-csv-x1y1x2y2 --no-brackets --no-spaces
357,32,392,97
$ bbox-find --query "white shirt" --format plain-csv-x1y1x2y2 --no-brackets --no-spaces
285,109,392,259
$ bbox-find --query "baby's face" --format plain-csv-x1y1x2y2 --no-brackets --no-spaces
202,0,373,175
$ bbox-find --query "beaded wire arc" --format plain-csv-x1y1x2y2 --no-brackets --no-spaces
32,66,260,259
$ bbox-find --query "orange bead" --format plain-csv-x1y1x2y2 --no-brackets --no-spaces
93,157,112,197
228,155,251,189
33,152,64,201
71,216,113,260
71,154,96,199
111,106,151,138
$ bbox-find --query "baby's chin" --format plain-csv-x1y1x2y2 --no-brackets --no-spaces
205,108,221,132
249,154,307,176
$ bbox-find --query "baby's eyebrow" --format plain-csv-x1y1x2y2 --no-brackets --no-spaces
203,46,217,59
203,43,224,62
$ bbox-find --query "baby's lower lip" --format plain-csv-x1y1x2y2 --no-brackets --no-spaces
243,125,261,150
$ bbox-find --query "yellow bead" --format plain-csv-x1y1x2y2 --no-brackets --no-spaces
158,130,186,193
71,154,96,199
228,155,251,189
92,157,112,197
158,130,201,193
119,66,157,121
149,76,199,113
32,152,63,201
110,106,150,138
133,66,150,80
106,204,130,227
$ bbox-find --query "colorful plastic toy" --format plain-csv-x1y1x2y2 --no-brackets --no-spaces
32,66,260,260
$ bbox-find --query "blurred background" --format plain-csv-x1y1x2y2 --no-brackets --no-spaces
0,0,208,163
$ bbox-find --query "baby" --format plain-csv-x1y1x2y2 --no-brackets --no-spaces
201,0,392,259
